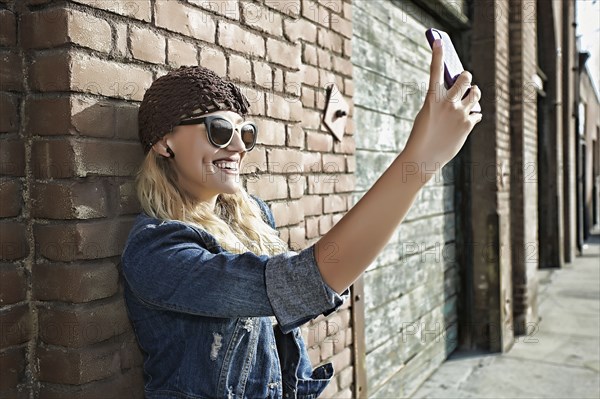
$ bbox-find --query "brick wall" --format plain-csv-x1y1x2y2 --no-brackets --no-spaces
508,0,539,336
0,0,356,397
1,1,32,397
468,0,515,352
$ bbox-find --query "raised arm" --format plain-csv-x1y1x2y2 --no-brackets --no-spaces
315,38,483,294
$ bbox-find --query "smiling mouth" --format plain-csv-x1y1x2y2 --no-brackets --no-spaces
212,161,239,173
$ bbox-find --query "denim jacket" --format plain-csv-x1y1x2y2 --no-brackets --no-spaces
120,195,351,398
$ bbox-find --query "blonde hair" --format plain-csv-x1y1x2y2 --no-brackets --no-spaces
135,150,289,256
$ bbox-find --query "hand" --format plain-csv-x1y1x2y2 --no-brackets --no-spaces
402,39,482,182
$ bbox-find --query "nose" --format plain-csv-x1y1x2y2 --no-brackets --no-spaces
227,127,247,152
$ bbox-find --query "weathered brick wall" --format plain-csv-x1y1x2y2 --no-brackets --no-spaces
469,0,515,352
351,1,462,396
0,0,356,397
508,0,539,336
1,2,30,397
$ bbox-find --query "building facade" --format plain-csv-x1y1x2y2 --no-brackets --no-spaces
0,0,596,397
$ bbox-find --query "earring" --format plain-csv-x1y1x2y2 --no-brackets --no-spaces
166,146,175,159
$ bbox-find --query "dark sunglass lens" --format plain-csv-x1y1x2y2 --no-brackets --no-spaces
209,119,234,146
241,124,256,149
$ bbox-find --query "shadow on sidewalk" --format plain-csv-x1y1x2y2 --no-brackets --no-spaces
409,226,600,399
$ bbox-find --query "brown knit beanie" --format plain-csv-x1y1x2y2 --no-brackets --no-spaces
138,65,251,154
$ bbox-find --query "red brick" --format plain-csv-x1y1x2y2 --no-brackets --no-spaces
25,96,70,135
333,135,355,154
28,50,70,92
0,10,16,47
246,174,288,201
191,0,240,20
130,26,166,64
33,261,118,303
118,181,141,215
333,329,346,354
21,8,111,53
331,15,352,39
37,295,130,348
167,38,198,68
266,38,301,69
288,173,305,198
288,225,306,250
332,55,353,77
302,64,320,88
70,97,116,137
71,0,151,22
155,0,215,42
29,96,138,140
322,154,346,175
218,21,265,57
300,194,323,216
71,97,131,139
306,217,319,239
0,222,29,260
334,174,355,193
320,339,334,360
302,1,330,27
286,123,305,149
306,131,333,152
337,366,354,397
0,51,22,91
319,376,338,398
0,265,27,305
37,366,144,399
345,326,352,346
0,179,22,217
264,0,301,17
29,50,152,100
0,93,19,133
323,193,347,213
199,47,227,77
34,218,133,261
285,69,304,96
37,331,141,385
284,17,317,43
342,1,352,19
70,52,153,101
0,138,25,177
229,54,252,84
330,346,352,372
242,3,282,36
267,148,304,174
31,180,108,219
33,139,143,179
318,0,342,13
0,346,26,390
0,303,32,349
241,147,267,173
254,60,272,89
270,200,304,227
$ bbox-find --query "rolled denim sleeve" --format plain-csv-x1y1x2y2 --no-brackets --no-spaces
121,219,349,334
265,243,350,334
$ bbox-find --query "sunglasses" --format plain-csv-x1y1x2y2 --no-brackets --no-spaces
177,115,258,151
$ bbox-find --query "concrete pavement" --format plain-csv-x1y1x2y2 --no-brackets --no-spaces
410,226,600,399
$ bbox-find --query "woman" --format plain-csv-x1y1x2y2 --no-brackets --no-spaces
120,38,482,399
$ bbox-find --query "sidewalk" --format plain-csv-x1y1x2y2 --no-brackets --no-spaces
410,226,600,399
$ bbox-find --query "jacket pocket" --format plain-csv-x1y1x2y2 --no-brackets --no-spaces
294,362,334,398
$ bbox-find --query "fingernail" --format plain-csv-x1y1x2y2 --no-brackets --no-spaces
433,39,442,48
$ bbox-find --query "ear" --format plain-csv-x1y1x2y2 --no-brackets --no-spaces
151,137,173,158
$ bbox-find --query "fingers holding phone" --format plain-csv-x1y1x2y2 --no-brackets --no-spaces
426,38,444,100
401,30,484,180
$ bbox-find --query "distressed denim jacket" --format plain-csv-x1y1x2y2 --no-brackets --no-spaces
120,195,350,398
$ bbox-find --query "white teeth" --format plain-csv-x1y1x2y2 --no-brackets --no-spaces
213,161,238,171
